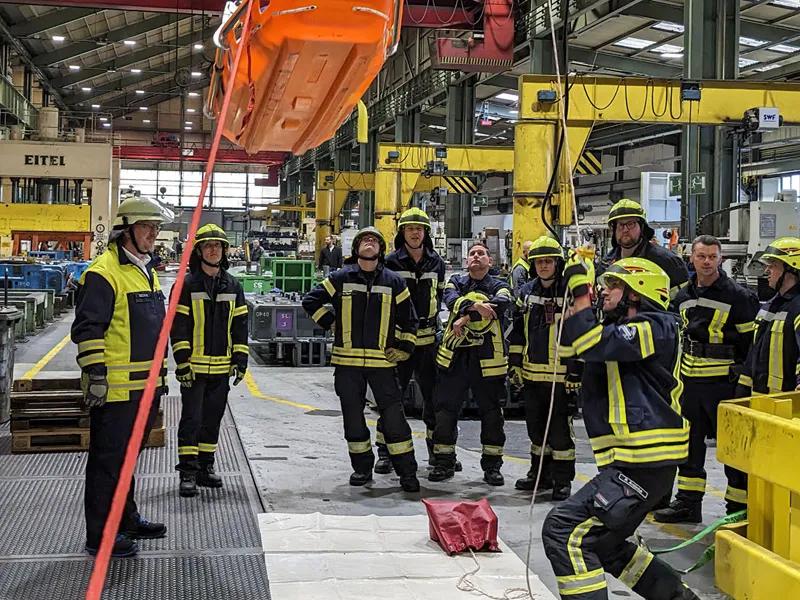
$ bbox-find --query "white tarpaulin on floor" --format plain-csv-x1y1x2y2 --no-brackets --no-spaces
259,512,557,600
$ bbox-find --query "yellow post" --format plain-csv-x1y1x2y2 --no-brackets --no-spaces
374,169,400,244
315,189,334,258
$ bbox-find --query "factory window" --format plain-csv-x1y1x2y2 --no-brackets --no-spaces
781,174,800,197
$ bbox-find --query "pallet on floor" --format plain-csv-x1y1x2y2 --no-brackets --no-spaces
11,425,166,454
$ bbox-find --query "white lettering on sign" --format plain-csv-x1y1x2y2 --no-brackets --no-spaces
23,155,66,166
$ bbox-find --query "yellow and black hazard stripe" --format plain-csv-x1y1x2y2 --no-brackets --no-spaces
575,150,602,176
443,176,479,194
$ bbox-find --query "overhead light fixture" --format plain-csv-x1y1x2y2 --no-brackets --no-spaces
184,126,192,130
191,71,202,77
52,35,65,42
193,43,203,50
68,65,80,71
652,21,684,33
739,57,760,68
772,44,800,53
756,63,782,72
91,104,100,109
613,37,654,50
81,86,92,92
123,40,136,46
142,119,151,123
661,53,683,59
740,36,767,47
494,92,518,102
772,0,800,8
139,106,148,111
474,132,490,137
654,44,683,54
102,123,111,128
188,91,199,97
428,124,446,130
135,89,145,94
186,108,196,113
185,121,193,125
99,117,108,122
131,68,142,74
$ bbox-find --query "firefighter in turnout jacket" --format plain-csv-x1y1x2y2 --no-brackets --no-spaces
71,195,172,558
302,227,420,492
543,255,697,600
655,235,758,524
510,239,534,293
598,200,689,300
738,237,800,397
375,208,447,473
508,236,576,500
171,224,248,497
429,242,512,486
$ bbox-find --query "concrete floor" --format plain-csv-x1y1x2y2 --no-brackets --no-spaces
13,282,731,600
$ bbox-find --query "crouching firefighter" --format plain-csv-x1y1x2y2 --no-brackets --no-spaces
375,208,447,473
302,227,420,492
507,236,576,500
429,241,512,486
72,195,171,558
542,255,697,600
171,224,249,497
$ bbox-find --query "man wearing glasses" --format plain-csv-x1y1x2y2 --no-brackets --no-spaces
598,199,689,301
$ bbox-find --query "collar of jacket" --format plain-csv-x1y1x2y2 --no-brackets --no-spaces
688,269,728,294
778,282,800,301
394,245,437,268
114,238,159,271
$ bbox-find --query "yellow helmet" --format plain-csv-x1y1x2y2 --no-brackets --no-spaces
112,195,173,229
608,199,646,224
760,237,800,271
528,236,563,260
195,224,229,248
598,257,670,310
398,207,431,231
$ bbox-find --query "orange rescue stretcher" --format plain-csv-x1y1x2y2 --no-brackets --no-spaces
206,0,403,156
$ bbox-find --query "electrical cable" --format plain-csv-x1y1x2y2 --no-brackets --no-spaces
83,3,256,599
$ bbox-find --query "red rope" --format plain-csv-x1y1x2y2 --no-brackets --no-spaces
85,3,255,598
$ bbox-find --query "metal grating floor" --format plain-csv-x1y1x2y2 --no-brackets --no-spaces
0,396,271,600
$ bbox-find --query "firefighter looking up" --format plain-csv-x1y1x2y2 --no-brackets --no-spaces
429,241,512,486
171,224,249,498
72,195,172,558
508,236,576,500
510,239,534,293
302,227,420,492
738,237,800,396
375,208,448,474
655,235,758,524
598,199,689,301
543,255,697,600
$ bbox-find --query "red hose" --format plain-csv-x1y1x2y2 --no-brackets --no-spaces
85,3,255,597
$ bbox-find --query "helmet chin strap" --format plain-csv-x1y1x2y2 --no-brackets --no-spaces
355,252,379,262
405,241,423,250
127,226,148,256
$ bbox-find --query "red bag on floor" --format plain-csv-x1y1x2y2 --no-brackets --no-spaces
422,498,500,555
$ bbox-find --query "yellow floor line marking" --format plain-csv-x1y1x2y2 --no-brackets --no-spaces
244,371,318,411
22,333,71,380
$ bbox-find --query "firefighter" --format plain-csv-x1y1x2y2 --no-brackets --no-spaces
72,195,172,558
738,237,800,396
171,224,249,498
542,255,697,600
508,236,576,500
302,227,420,492
598,199,689,300
654,235,758,524
375,208,448,473
510,239,534,293
429,241,512,486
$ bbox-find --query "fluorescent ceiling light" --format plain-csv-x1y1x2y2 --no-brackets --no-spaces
142,119,151,123
91,104,100,108
756,63,782,72
68,65,80,70
184,126,192,130
772,0,800,8
739,57,760,67
661,53,683,59
191,71,202,77
188,91,199,97
193,43,203,50
740,36,767,47
652,21,683,33
52,35,65,42
428,124,446,130
474,132,490,137
81,86,91,92
135,90,145,94
494,92,518,102
139,106,148,111
186,108,196,113
772,44,800,53
654,44,683,54
131,68,142,74
102,123,111,127
99,117,108,122
185,121,193,125
613,37,654,50
123,40,136,46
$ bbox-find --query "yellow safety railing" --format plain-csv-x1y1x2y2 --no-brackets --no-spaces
716,392,800,598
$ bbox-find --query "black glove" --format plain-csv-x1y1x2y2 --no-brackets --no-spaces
230,364,246,386
81,372,108,408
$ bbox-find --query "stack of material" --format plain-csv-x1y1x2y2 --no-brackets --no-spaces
10,375,164,453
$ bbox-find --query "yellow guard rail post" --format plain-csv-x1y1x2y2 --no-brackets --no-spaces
716,392,800,598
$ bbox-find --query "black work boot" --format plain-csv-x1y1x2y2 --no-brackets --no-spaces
85,534,138,558
483,468,504,486
123,515,167,539
400,474,421,493
349,471,373,486
428,455,462,471
551,482,571,501
653,499,702,524
197,465,223,488
428,464,455,482
374,447,393,474
179,472,197,497
514,462,553,492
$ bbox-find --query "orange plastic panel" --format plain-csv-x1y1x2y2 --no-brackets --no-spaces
218,0,400,155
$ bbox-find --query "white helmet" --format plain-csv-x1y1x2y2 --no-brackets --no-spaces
112,195,174,229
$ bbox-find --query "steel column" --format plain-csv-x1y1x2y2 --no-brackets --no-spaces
445,80,475,240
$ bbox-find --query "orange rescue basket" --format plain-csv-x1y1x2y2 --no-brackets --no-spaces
207,0,403,156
